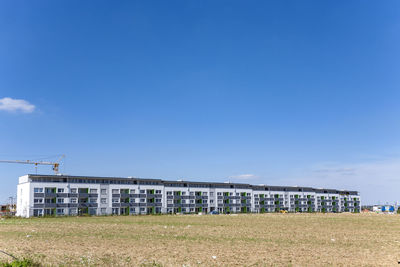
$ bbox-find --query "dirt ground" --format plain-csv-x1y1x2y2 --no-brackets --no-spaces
0,213,399,266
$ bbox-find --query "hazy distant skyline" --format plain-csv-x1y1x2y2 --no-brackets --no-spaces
1,1,399,205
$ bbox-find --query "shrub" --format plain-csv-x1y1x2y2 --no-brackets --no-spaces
0,258,40,267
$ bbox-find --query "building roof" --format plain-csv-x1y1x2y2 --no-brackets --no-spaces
25,174,359,195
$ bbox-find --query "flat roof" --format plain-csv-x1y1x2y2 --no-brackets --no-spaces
26,174,359,195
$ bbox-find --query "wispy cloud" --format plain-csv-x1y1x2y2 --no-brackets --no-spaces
229,174,258,180
313,167,356,176
0,97,35,113
275,157,400,205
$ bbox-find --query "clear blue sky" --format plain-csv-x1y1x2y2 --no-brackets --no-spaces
0,1,399,204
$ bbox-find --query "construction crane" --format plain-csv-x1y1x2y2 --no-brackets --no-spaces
0,155,65,175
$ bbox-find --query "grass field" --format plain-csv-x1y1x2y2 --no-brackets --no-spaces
0,213,399,266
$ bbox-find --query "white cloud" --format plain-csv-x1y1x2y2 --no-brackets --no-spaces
0,97,35,113
229,174,257,180
275,157,400,205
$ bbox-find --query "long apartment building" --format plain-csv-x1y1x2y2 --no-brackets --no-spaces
16,174,361,217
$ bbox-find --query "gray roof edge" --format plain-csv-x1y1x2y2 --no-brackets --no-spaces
26,174,359,194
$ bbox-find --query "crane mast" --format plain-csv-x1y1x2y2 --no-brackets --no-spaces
0,155,65,174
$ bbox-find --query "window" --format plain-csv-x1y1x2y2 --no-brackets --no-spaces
167,191,172,195
218,200,223,204
130,189,136,194
203,200,208,203
167,200,172,204
101,189,107,195
156,198,162,203
140,208,145,212
70,198,77,203
34,188,43,193
56,209,64,215
130,198,135,203
140,198,146,203
112,189,119,194
190,200,195,204
181,199,186,204
190,192,194,196
33,209,43,216
34,198,43,203
101,208,107,214
210,200,214,204
217,192,222,196
101,198,107,204
112,198,119,203
45,188,55,194
203,192,208,196
236,193,240,196
57,198,64,203
89,198,97,203
57,188,64,193
89,189,97,194
181,191,186,195
70,208,77,215
210,192,214,197
70,188,77,194
140,190,145,194
247,193,251,196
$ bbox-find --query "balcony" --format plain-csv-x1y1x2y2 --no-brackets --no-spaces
78,203,98,208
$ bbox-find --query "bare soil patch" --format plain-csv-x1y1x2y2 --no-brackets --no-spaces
0,213,399,266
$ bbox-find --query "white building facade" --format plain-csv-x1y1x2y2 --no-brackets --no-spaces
16,174,361,217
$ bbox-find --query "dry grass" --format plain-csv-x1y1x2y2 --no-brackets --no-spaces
0,213,399,266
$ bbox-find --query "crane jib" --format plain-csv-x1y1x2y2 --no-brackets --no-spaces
0,155,65,175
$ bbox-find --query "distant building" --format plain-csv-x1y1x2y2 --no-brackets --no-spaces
0,204,16,216
16,174,361,217
373,205,396,213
